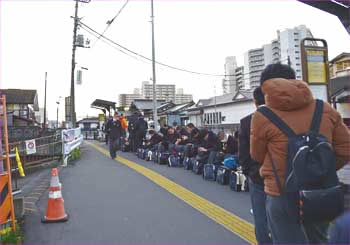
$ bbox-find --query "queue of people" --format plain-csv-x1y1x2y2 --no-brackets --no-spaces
102,63,350,245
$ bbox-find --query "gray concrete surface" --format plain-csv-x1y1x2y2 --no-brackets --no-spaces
23,142,250,244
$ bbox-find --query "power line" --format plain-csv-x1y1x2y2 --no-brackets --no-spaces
80,21,233,77
91,0,130,48
81,21,293,79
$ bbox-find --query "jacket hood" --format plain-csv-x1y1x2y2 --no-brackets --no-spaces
262,78,314,111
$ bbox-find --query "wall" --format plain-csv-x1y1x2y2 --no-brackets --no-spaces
203,100,255,125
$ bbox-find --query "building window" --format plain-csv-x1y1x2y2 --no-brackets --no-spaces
295,51,300,54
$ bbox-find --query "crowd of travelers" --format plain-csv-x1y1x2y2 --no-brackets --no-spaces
103,63,350,245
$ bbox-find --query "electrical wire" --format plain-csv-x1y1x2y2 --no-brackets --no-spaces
81,21,294,80
91,0,130,48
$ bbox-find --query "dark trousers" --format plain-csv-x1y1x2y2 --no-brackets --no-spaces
109,138,121,159
135,134,145,150
249,179,272,245
266,194,329,244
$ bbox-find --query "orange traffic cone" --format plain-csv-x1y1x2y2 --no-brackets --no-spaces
41,168,69,223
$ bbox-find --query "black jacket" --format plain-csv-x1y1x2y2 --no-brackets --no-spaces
109,120,123,140
135,118,148,137
105,119,113,133
200,131,221,152
163,132,180,145
149,134,162,148
238,114,263,185
224,135,238,155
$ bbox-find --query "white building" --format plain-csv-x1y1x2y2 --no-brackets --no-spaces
186,90,255,133
278,25,314,80
142,81,176,102
243,25,314,88
222,56,238,94
118,93,143,108
175,88,193,104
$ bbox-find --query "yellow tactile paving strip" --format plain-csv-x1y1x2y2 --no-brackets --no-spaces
87,141,257,245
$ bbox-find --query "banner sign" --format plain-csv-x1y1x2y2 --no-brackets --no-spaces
25,139,37,155
98,114,105,122
306,50,327,84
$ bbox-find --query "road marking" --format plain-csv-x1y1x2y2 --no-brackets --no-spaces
24,208,37,212
87,141,257,245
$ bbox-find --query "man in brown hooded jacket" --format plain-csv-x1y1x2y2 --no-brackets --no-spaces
250,63,350,244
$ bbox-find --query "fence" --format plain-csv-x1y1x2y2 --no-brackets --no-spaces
8,126,57,143
8,132,63,168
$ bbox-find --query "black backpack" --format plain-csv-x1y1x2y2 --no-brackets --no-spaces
258,99,344,224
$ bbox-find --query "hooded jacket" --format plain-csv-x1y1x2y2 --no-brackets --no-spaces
250,78,350,196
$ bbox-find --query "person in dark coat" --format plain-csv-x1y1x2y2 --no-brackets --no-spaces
104,116,113,145
198,129,221,164
224,133,238,155
238,86,271,245
108,113,123,159
134,115,148,150
145,130,163,150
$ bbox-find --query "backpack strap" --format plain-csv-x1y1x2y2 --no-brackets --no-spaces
257,106,296,138
309,99,324,133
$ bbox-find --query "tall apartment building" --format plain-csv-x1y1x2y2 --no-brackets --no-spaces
222,56,238,94
142,81,176,102
243,25,313,89
175,88,193,104
235,66,246,90
118,93,142,108
278,25,314,80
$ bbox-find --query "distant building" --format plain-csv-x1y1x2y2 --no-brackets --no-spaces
235,66,246,90
175,88,193,104
118,93,142,108
0,89,39,126
222,56,238,94
142,81,176,102
243,25,314,89
278,25,314,80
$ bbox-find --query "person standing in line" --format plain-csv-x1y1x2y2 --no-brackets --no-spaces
250,63,350,244
109,113,123,159
104,116,113,145
134,114,148,150
238,86,272,245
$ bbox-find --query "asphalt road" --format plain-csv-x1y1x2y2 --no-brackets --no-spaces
23,141,253,244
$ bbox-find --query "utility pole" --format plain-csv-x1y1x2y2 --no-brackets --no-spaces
70,0,79,128
151,0,158,131
43,72,47,128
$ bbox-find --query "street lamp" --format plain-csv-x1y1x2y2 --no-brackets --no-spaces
56,96,62,128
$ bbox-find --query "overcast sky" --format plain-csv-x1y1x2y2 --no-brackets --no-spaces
1,0,349,121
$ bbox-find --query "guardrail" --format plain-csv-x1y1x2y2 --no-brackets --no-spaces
62,128,84,166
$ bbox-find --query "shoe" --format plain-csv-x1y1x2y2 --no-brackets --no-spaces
250,209,254,215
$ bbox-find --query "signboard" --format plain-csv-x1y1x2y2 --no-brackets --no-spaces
309,85,328,102
76,70,82,85
306,50,327,84
25,139,37,155
98,114,105,122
